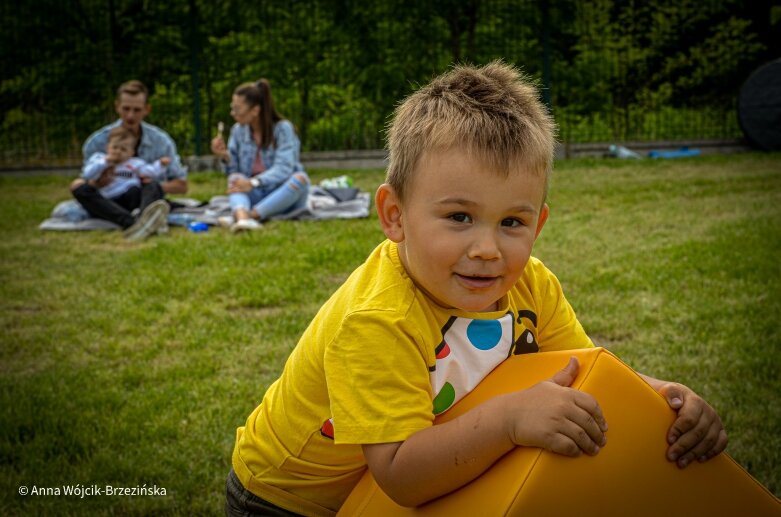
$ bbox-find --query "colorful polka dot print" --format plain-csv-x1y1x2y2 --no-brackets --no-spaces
430,314,515,415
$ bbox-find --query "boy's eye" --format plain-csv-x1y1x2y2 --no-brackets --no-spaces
501,218,524,228
449,213,472,223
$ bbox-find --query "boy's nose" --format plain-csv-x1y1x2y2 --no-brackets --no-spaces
467,230,501,260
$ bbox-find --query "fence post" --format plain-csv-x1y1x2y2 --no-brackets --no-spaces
541,0,552,110
188,0,202,156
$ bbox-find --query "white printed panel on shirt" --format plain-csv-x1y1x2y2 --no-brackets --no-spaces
430,314,515,415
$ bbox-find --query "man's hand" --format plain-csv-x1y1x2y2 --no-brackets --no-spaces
161,178,188,194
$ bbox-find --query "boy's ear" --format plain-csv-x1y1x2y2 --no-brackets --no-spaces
375,183,404,242
534,203,549,239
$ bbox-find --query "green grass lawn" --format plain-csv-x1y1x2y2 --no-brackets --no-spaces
1,154,780,515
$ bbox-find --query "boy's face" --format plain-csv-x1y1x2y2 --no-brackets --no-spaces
115,93,150,132
378,148,548,313
107,139,134,163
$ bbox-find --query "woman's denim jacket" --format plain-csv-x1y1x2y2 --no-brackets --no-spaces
223,120,305,190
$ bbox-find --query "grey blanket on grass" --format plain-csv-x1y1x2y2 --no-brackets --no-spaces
39,187,371,231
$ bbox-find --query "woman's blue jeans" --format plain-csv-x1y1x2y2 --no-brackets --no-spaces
229,172,310,220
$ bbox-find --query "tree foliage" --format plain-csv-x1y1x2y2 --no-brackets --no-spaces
1,0,778,164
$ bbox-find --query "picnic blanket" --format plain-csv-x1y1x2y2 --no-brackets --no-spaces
39,187,371,231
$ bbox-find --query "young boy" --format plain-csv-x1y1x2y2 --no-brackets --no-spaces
73,125,171,240
226,62,727,516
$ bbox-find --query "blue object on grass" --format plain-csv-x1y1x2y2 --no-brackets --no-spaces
188,222,209,233
647,147,701,159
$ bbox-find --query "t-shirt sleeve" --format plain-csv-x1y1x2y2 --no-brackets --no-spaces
533,262,594,351
82,152,109,180
324,310,434,445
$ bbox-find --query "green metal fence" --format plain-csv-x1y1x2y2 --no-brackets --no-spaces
1,0,777,168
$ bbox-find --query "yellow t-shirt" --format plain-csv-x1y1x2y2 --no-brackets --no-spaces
232,240,593,516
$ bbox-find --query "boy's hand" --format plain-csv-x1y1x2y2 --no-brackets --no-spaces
507,357,608,457
93,166,115,188
160,157,171,166
657,382,728,468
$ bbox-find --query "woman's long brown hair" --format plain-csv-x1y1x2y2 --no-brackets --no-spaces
234,79,283,148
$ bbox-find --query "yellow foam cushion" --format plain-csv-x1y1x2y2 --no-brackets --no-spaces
338,347,780,516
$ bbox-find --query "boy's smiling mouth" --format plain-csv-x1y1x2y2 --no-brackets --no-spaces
454,273,499,289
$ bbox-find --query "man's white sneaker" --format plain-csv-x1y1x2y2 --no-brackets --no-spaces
123,200,170,241
230,218,262,233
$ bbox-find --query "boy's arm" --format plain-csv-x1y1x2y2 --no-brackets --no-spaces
82,153,112,185
639,374,728,468
363,358,608,508
138,158,169,183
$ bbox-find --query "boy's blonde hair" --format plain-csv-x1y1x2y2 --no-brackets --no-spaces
386,61,557,203
108,125,138,148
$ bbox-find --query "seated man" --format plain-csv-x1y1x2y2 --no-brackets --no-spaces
77,125,171,240
70,80,187,240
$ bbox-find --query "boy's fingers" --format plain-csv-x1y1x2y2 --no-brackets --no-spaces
667,406,707,462
674,426,715,468
699,429,728,462
684,422,723,466
549,357,579,387
686,417,727,465
548,433,582,457
569,405,608,448
658,383,685,410
560,419,602,455
666,397,703,445
573,392,608,433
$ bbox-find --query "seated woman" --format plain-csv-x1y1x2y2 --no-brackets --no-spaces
211,79,310,232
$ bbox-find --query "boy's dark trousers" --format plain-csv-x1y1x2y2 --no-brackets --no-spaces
225,469,302,516
72,181,164,229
